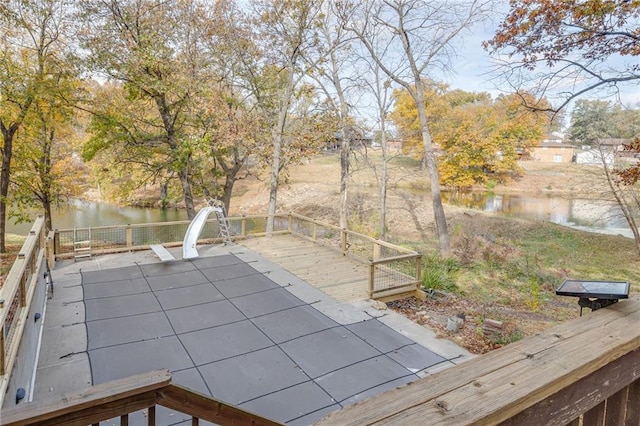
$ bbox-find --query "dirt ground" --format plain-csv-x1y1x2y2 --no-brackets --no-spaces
231,154,609,240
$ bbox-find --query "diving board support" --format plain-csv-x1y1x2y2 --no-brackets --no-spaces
182,206,215,259
150,244,176,262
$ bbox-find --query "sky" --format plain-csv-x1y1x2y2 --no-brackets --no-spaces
439,14,640,115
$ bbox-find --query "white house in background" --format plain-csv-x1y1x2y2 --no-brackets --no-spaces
574,138,634,166
575,148,615,166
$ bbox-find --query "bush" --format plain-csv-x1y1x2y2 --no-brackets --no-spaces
421,254,461,293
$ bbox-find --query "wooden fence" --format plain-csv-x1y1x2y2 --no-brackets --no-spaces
1,370,282,426
52,213,423,300
0,216,47,407
317,296,640,425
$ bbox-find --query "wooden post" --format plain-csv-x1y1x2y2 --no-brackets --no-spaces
368,263,375,299
583,401,605,426
126,225,133,250
20,274,27,307
148,405,156,425
341,229,347,255
372,242,381,261
415,255,422,288
53,230,60,256
0,331,5,375
626,380,640,424
604,387,628,425
46,232,55,269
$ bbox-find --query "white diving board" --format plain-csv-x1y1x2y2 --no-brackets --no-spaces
150,244,176,262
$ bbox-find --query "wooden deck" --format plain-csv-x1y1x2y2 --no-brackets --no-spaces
239,234,370,303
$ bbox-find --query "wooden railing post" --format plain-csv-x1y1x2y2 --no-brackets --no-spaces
53,229,60,256
341,229,347,255
627,379,640,424
415,255,422,287
368,263,375,299
126,225,133,249
0,330,5,376
373,241,381,261
46,231,55,269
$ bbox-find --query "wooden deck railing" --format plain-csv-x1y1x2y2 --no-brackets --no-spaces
0,216,47,407
316,296,640,425
0,369,283,426
52,213,423,300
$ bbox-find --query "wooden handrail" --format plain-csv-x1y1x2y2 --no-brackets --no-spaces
316,297,640,425
1,370,282,426
0,217,46,405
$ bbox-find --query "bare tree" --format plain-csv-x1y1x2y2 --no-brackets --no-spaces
340,0,494,255
366,64,395,240
304,6,360,230
252,0,326,233
485,0,640,112
599,142,640,256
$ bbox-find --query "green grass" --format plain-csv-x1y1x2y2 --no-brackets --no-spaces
402,215,639,309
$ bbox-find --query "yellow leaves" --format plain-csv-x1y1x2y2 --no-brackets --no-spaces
392,85,550,188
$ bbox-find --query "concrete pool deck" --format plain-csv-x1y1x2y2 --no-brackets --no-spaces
33,243,472,425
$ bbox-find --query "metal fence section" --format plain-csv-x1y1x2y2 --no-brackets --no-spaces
288,214,342,250
370,255,422,299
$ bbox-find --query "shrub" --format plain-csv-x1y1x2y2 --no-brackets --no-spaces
421,254,461,293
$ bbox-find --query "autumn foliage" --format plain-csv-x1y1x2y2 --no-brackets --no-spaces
391,84,551,188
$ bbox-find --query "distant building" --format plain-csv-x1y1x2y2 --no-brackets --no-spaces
530,141,575,163
574,138,636,165
575,149,615,166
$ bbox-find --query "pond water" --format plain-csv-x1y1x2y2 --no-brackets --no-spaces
442,191,633,239
7,200,189,235
6,193,634,239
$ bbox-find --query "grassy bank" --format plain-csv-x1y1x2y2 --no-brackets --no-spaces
389,211,639,353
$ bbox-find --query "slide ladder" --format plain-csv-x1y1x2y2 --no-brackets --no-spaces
213,204,233,245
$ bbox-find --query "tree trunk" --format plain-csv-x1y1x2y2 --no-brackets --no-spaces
339,127,350,230
160,183,168,208
414,84,450,255
218,147,245,215
600,146,640,256
379,125,388,241
267,128,282,234
179,166,196,219
0,124,17,253
40,128,54,232
266,64,296,234
43,196,53,232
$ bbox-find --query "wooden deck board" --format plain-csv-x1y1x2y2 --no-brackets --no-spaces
239,235,370,302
